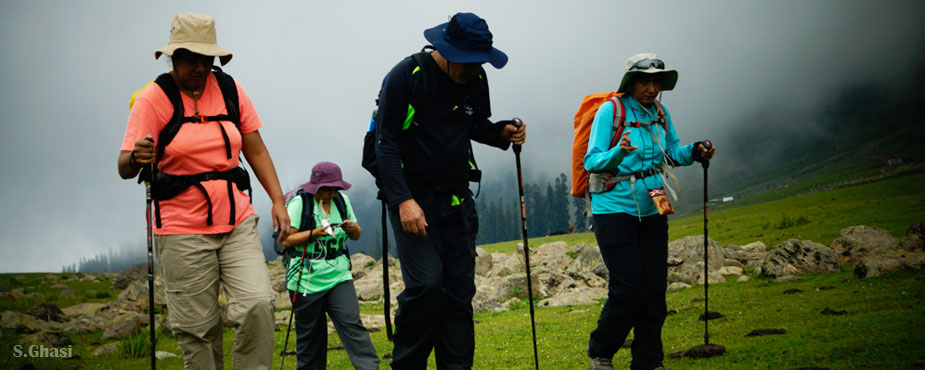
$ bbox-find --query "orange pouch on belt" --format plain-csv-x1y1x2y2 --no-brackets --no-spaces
648,187,675,215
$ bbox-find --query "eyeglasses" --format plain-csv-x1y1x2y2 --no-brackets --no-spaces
630,59,665,71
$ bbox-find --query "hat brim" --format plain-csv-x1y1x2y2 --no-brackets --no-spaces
300,180,352,195
424,23,508,69
155,42,233,66
617,69,678,93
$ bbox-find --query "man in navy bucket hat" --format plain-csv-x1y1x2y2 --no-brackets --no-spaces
375,12,526,369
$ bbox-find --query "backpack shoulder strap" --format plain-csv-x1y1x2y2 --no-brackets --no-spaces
153,73,184,163
653,99,668,130
297,190,316,232
333,193,349,221
211,66,240,128
409,50,437,116
608,96,628,149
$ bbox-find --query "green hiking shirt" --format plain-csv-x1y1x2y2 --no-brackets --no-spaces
285,192,356,294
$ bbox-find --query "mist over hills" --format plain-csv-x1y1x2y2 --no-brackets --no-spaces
68,78,925,272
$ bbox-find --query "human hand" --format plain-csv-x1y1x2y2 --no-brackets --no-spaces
695,140,716,162
398,199,428,237
620,130,637,152
272,202,291,243
341,220,360,234
501,119,526,145
131,135,155,167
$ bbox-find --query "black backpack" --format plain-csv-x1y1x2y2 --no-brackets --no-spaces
361,47,484,200
139,66,252,228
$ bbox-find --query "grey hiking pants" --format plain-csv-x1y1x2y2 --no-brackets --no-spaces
290,279,379,370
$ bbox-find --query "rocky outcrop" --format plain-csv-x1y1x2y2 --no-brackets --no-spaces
668,236,726,285
758,240,840,277
830,226,898,264
900,222,925,252
854,249,925,278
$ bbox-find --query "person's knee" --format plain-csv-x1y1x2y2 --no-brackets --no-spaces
227,297,273,327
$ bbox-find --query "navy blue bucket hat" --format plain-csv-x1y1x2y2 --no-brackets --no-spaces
424,12,508,69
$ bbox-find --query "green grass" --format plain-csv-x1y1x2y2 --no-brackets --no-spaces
0,273,120,312
482,167,925,253
5,267,923,369
4,167,925,369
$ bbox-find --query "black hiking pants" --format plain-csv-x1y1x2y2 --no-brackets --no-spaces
388,194,478,370
588,213,668,370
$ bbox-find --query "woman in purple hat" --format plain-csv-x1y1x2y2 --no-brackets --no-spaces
280,161,379,369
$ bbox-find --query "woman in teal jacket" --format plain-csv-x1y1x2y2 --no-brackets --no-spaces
584,53,715,370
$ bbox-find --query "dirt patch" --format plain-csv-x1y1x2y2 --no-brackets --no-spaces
699,311,724,321
745,328,787,337
783,289,803,295
668,343,727,359
821,307,847,315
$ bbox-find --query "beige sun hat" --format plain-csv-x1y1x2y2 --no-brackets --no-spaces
154,13,232,66
617,53,678,93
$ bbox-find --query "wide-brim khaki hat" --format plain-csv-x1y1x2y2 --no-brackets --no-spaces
154,13,232,66
617,53,678,93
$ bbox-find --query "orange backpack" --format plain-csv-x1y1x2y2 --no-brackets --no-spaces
570,92,666,198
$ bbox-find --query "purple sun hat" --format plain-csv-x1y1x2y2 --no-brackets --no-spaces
300,162,352,194
423,12,508,69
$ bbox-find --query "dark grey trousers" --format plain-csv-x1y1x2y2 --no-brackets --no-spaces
290,279,379,370
388,196,478,370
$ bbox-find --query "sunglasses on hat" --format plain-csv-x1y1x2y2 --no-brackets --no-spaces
631,58,665,70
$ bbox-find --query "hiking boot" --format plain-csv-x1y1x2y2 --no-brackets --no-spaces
589,357,614,370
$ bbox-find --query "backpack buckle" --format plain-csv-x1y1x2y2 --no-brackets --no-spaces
199,114,207,123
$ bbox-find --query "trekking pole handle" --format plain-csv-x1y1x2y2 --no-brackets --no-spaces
701,140,713,169
511,117,523,154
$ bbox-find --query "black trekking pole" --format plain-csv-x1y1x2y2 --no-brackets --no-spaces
682,140,726,358
280,230,312,370
511,118,540,370
702,140,712,346
381,200,393,340
142,164,156,370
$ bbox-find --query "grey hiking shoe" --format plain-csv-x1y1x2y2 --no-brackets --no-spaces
589,357,614,370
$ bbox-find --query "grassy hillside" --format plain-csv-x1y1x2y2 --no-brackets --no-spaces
482,163,925,254
4,164,924,369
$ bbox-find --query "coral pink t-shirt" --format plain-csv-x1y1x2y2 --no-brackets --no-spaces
120,73,262,235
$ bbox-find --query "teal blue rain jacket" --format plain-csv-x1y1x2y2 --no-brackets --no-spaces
583,96,696,216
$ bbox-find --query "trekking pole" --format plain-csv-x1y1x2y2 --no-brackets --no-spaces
700,140,713,346
511,118,540,370
142,164,156,370
280,230,312,370
381,200,393,340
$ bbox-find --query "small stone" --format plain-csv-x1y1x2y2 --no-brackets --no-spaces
155,351,178,360
92,342,119,357
737,275,750,283
776,275,799,283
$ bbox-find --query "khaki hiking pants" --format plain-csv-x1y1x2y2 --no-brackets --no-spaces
155,215,275,370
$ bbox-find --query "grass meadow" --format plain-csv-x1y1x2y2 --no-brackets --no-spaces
3,165,924,369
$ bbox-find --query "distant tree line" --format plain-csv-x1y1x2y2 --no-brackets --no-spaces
61,242,149,273
476,173,586,245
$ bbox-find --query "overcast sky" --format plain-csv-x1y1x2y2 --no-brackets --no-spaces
1,0,922,272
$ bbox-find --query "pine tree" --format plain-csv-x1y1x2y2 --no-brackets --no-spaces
572,195,587,232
